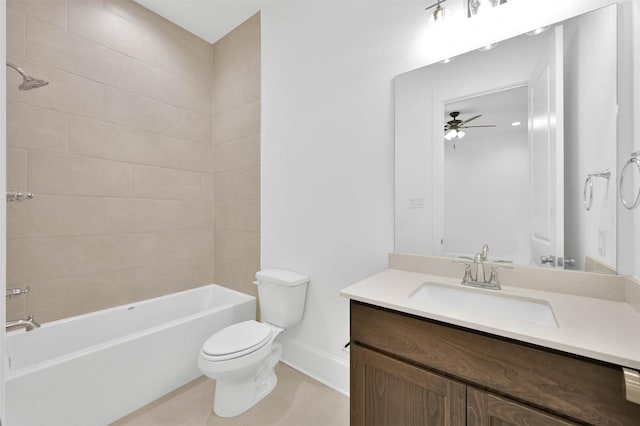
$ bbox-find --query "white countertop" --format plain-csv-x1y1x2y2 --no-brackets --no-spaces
340,269,640,370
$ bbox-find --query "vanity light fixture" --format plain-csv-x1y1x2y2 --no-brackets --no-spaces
478,43,498,51
426,0,449,24
469,0,504,17
511,121,521,126
527,26,550,36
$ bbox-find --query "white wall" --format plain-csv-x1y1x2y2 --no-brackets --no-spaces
260,0,634,394
1,1,6,420
629,1,640,280
260,1,428,393
616,0,639,279
632,0,640,281
444,129,530,264
563,6,617,271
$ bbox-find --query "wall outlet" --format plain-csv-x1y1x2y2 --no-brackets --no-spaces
408,197,424,209
598,230,606,257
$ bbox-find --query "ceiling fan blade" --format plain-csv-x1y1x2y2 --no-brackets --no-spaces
425,0,447,11
460,114,482,125
460,125,497,128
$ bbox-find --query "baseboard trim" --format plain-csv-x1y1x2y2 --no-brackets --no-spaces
279,337,350,397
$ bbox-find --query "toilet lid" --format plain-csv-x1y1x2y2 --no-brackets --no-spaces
202,320,271,358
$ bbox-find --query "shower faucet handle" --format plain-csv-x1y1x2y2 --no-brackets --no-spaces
6,286,30,299
7,191,34,203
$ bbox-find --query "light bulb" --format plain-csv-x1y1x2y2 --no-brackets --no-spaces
477,0,492,14
527,26,550,36
478,43,497,51
432,5,447,22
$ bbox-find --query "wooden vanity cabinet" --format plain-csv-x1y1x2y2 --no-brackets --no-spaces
466,388,579,426
350,300,640,426
351,344,466,426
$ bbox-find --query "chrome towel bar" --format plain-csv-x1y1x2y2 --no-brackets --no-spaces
583,169,611,211
620,151,640,210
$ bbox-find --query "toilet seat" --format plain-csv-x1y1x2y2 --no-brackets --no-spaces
202,320,272,361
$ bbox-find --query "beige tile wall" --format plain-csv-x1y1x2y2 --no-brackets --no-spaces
212,14,261,303
6,0,215,322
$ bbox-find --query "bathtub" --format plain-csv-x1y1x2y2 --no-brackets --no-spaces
5,284,255,426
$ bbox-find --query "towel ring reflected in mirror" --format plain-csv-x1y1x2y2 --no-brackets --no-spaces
620,152,640,210
583,169,611,211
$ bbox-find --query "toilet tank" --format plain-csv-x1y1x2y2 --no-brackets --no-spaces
255,269,309,328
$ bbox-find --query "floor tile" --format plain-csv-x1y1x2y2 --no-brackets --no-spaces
112,363,349,426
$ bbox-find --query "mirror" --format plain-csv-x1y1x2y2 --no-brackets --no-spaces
394,5,617,273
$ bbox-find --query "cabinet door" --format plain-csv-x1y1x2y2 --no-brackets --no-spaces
351,344,465,426
467,387,579,426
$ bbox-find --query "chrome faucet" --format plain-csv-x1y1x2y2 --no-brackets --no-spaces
6,314,41,332
480,244,489,261
459,252,502,290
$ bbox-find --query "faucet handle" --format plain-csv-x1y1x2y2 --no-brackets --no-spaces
487,264,513,289
488,266,498,283
462,265,473,284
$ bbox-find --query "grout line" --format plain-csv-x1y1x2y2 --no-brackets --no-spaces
29,5,212,90
13,54,212,126
212,132,261,148
7,89,213,148
15,146,212,175
7,255,216,287
6,190,212,202
7,228,216,242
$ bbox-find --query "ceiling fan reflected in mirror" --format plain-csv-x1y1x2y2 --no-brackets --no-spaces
444,111,496,142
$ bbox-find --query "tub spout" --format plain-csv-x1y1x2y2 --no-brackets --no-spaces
6,314,41,332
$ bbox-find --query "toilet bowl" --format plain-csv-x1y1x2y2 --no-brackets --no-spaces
198,269,309,417
198,320,283,417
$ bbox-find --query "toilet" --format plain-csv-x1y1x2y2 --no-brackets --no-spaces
197,269,309,418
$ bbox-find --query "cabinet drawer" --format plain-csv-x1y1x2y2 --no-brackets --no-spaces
467,387,580,426
351,301,640,426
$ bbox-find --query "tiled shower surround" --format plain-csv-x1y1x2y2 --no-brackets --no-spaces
212,13,262,309
6,0,261,322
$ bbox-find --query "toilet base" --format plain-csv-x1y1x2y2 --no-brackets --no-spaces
212,342,282,418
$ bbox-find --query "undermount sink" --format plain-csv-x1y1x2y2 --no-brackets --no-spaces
410,282,558,327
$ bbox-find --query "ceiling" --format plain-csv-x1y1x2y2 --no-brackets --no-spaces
134,0,262,43
134,0,429,44
445,85,528,139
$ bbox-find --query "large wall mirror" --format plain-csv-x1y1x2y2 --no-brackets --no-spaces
395,5,618,273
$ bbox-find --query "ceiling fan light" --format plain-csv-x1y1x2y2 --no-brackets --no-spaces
456,130,466,139
432,5,447,21
527,26,550,36
445,130,457,140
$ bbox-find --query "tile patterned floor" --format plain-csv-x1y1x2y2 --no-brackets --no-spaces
111,363,349,426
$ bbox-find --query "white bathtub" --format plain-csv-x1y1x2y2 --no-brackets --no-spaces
5,284,255,426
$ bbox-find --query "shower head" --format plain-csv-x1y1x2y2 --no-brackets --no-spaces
6,62,49,90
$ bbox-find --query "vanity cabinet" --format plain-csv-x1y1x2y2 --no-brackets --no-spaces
351,344,465,426
466,388,578,426
350,301,640,426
